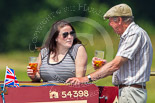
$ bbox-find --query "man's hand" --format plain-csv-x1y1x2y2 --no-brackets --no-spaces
92,57,107,70
66,77,89,85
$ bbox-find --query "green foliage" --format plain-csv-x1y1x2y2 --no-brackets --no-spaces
1,0,155,53
6,9,51,50
136,19,155,36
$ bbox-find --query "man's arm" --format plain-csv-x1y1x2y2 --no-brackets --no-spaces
66,56,128,84
90,56,128,81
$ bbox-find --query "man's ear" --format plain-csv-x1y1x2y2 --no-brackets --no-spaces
118,17,123,25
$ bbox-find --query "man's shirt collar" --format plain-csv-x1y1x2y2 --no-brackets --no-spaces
120,22,135,39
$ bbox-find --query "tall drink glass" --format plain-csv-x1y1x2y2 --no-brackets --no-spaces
94,50,104,67
29,57,38,75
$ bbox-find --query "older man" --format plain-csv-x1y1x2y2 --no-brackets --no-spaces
66,4,153,103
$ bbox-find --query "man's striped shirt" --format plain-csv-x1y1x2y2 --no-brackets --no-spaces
112,22,153,85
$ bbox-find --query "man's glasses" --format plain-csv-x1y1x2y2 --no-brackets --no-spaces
62,31,75,38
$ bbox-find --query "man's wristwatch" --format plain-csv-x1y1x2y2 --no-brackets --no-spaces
87,75,93,82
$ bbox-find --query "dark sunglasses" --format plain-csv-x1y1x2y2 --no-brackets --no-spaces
62,31,75,38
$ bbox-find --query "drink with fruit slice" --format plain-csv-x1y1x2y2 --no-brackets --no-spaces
29,57,38,74
94,50,104,67
94,60,104,67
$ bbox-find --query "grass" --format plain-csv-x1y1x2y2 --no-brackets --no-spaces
0,34,155,102
0,51,38,81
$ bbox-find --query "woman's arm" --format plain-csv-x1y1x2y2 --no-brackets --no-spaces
75,45,87,77
37,53,42,71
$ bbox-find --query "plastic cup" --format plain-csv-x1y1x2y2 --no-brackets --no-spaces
29,57,38,74
95,50,104,59
94,50,104,67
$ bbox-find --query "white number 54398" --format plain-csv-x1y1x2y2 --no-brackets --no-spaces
62,90,89,98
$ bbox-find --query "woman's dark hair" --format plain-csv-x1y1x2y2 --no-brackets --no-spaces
43,20,82,55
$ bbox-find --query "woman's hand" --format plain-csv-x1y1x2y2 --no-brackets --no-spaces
27,66,36,79
27,66,41,82
92,57,107,70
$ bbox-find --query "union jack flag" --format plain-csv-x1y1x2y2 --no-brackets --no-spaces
14,76,19,87
4,66,19,87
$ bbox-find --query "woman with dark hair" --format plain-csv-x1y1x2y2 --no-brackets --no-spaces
27,20,87,83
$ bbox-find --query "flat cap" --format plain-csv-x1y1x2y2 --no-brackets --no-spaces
103,4,133,19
